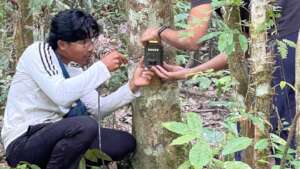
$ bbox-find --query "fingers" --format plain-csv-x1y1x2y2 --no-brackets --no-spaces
118,53,128,64
156,65,170,76
140,36,148,46
163,62,184,71
163,61,169,66
138,56,146,69
151,66,169,79
142,70,155,77
102,51,127,71
131,67,155,89
110,51,126,62
138,56,144,65
141,71,154,81
163,62,174,71
140,31,150,45
140,28,160,46
139,56,144,63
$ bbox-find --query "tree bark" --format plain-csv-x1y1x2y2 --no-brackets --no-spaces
224,2,272,167
249,0,272,168
223,6,249,97
222,5,255,167
11,0,33,71
127,1,185,169
32,6,50,41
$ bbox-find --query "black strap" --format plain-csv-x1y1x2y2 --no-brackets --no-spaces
55,52,88,118
158,25,169,39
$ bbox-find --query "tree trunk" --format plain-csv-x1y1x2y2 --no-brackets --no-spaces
32,6,50,41
11,0,33,72
249,0,272,168
127,1,185,169
295,30,300,157
222,5,255,167
223,6,249,97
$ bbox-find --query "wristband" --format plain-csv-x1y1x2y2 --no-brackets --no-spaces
157,26,169,39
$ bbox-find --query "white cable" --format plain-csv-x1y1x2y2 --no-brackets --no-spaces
97,91,108,169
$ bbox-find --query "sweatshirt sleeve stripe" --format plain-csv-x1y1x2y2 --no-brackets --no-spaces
42,42,57,76
39,42,52,76
45,43,58,75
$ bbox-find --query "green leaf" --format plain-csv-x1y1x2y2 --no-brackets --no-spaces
277,40,288,59
291,160,300,169
162,122,190,135
46,0,54,7
257,159,269,165
218,31,234,55
280,81,286,90
176,54,189,65
30,165,41,169
212,159,225,168
216,75,232,87
239,34,248,53
224,161,251,169
283,39,297,48
17,162,41,169
189,141,213,169
178,160,191,169
222,137,252,156
216,75,233,93
79,158,86,169
197,76,212,90
175,13,188,22
171,133,198,145
91,166,101,169
85,149,112,162
187,112,203,135
202,128,225,145
16,164,28,169
198,31,222,44
223,120,239,136
254,139,269,150
218,33,228,52
270,133,287,146
211,0,227,8
55,0,70,10
224,40,235,56
85,149,98,162
231,0,242,6
249,115,265,133
271,165,280,169
227,32,234,45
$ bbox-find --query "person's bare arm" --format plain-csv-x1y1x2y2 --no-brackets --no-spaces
161,4,212,50
188,53,227,76
152,53,228,80
141,4,212,51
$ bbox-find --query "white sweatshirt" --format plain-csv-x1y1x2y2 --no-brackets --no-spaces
1,42,139,149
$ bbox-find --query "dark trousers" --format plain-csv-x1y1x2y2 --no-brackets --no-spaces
5,116,136,169
271,31,299,148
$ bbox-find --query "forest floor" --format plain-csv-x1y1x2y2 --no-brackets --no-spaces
0,83,230,168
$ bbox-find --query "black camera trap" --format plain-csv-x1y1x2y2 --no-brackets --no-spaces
144,40,163,68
